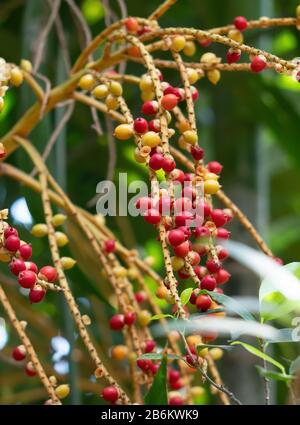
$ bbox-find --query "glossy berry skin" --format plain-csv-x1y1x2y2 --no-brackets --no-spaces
234,16,248,31
137,359,152,372
4,227,18,239
19,244,32,261
12,345,26,361
125,17,139,33
194,226,210,239
141,101,158,116
9,259,26,276
168,369,180,383
102,386,119,403
39,266,57,283
227,48,241,64
215,269,231,285
143,209,161,225
191,146,205,161
189,289,200,305
109,314,125,331
168,229,186,247
217,246,229,261
170,378,184,390
196,294,212,311
149,153,164,171
162,157,176,173
173,241,190,258
29,286,46,303
124,311,137,326
104,239,116,254
207,161,223,175
201,275,217,291
206,260,221,273
148,119,160,133
25,362,37,377
4,235,20,252
210,209,227,227
251,55,267,73
169,396,184,406
18,270,37,289
217,228,231,240
25,261,38,274
135,291,147,303
161,94,178,110
133,117,148,134
144,339,156,353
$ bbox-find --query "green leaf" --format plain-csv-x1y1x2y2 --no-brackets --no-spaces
150,314,174,321
290,356,300,376
256,366,293,383
231,341,286,374
196,344,234,352
180,288,193,306
144,355,168,405
139,353,182,362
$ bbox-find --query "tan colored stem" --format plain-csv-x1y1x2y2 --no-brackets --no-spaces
148,0,177,21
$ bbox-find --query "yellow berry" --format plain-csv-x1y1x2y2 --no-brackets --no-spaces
187,335,202,346
156,286,169,299
10,68,24,87
52,214,67,227
127,267,139,280
183,41,196,57
61,257,77,270
92,84,108,99
138,310,152,327
31,223,48,237
207,69,221,85
199,348,209,358
134,148,147,163
200,52,217,63
210,348,224,361
55,384,70,399
171,35,186,52
141,131,161,148
55,231,69,247
105,94,119,110
0,98,4,113
177,120,190,133
114,124,134,141
204,180,221,195
297,5,300,18
113,266,128,278
145,256,155,266
20,59,32,73
171,256,185,272
178,135,189,150
186,68,200,84
183,130,198,145
228,29,244,43
191,386,205,397
141,90,155,102
109,81,123,96
139,75,154,92
111,345,129,361
205,172,219,181
78,74,95,90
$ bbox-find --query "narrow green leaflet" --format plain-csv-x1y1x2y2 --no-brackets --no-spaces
196,344,234,352
256,366,293,383
180,288,194,306
150,314,174,321
231,341,286,374
139,353,182,362
144,355,168,405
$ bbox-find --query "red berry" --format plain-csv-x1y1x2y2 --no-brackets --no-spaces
207,161,223,174
227,48,241,64
191,146,205,161
194,226,210,239
9,259,26,276
217,228,231,240
19,244,32,261
25,362,37,377
134,117,148,134
150,363,160,375
136,197,153,212
206,260,221,273
201,275,217,291
148,119,160,132
251,55,267,73
168,369,180,383
234,16,248,31
104,239,116,254
4,235,20,252
25,261,38,273
137,358,152,372
161,94,178,110
217,246,229,261
170,378,184,390
144,339,156,353
159,196,173,214
173,241,190,258
143,208,161,225
189,251,201,266
175,211,194,227
124,311,136,326
169,396,184,405
162,157,176,173
168,229,186,247
189,289,200,305
102,386,119,403
137,25,151,36
199,38,212,48
178,270,190,279
125,17,139,33
4,227,18,239
196,294,212,311
191,86,199,101
210,209,227,227
215,268,231,285
135,291,147,303
109,314,125,331
149,153,164,171
12,345,26,361
39,266,57,283
0,147,6,159
142,101,158,116
29,286,46,303
18,270,37,289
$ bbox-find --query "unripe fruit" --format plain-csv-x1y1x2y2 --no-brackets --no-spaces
109,314,125,331
10,67,24,86
142,100,158,115
228,29,244,43
171,35,186,52
31,223,48,237
227,48,241,64
105,94,119,110
91,84,108,99
156,286,168,299
138,310,151,327
161,94,178,111
207,69,221,85
55,231,69,247
104,239,116,254
141,90,155,101
102,386,119,403
20,59,33,73
149,153,164,171
208,161,223,174
143,208,161,225
111,345,128,361
18,270,37,289
29,285,46,303
191,386,205,397
183,41,196,57
79,74,95,90
25,361,37,377
9,259,26,276
124,311,137,326
61,257,77,270
173,241,190,258
139,75,154,92
141,132,161,148
133,117,148,134
19,244,32,261
55,384,70,399
168,229,186,247
234,16,248,31
251,55,267,73
12,345,26,361
186,68,200,84
109,81,123,97
200,52,217,63
39,266,57,283
144,339,156,353
196,294,212,311
0,98,4,113
4,235,20,252
127,45,141,57
204,179,221,195
183,130,198,145
297,5,300,19
210,348,224,361
201,275,217,291
125,17,139,33
114,124,134,140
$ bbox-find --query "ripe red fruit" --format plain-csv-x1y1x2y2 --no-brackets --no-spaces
9,259,26,276
201,275,217,291
141,100,158,116
25,261,38,273
234,16,248,31
170,378,184,390
25,362,37,377
162,157,176,173
175,211,194,227
137,25,151,36
0,147,6,159
134,117,148,134
207,161,223,174
104,239,116,254
169,396,184,405
217,228,231,240
191,146,204,161
196,294,212,311
206,260,221,273
189,251,201,266
136,197,153,212
194,226,210,239
4,227,18,239
143,208,161,225
251,55,267,73
18,270,37,289
4,235,21,252
189,289,200,305
210,209,227,227
148,119,160,132
125,17,139,33
124,311,136,326
199,38,212,48
217,246,229,261
161,94,178,110
39,266,57,283
109,314,125,331
150,363,159,375
135,291,147,303
227,48,241,64
178,270,190,280
102,386,119,403
191,86,199,101
168,229,186,247
144,339,156,353
137,359,152,372
168,368,180,383
159,196,173,214
215,268,231,285
173,241,190,258
19,244,32,261
149,153,164,171
12,345,26,361
29,286,46,303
